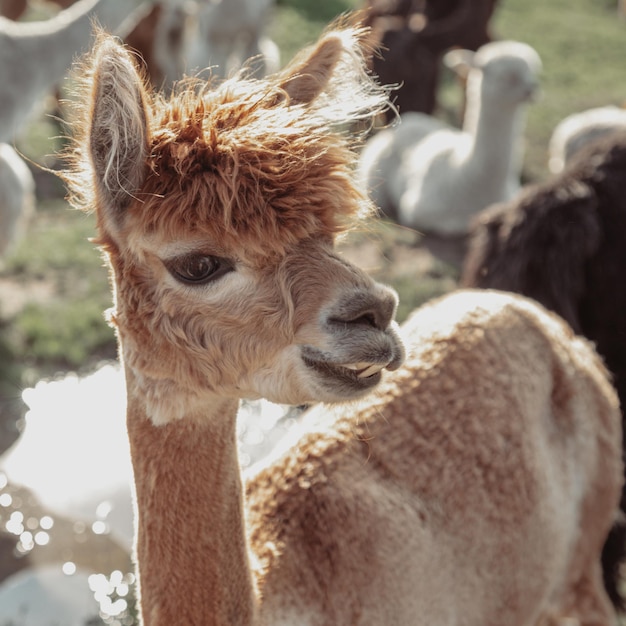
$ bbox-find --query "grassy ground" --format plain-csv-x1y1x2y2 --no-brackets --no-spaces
491,0,626,182
0,0,625,443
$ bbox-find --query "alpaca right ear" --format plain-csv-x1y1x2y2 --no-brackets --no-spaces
275,27,389,124
278,32,346,105
88,36,149,218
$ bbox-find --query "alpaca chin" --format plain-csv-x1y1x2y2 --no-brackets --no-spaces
239,345,316,406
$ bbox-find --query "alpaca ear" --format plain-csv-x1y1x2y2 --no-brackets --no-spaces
275,27,388,123
88,36,149,217
443,48,475,79
278,32,346,105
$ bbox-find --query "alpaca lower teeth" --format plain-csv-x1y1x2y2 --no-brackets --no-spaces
344,362,371,371
341,362,384,377
357,364,383,378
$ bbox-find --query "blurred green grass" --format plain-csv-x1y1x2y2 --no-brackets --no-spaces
3,0,626,386
492,0,626,181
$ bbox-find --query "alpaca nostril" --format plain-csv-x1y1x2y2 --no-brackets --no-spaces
327,288,397,332
330,310,380,330
352,312,378,328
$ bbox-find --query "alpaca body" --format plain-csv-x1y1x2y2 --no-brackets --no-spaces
548,105,626,173
247,290,621,626
63,24,620,626
359,40,540,235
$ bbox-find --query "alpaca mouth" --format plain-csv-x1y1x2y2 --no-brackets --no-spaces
299,327,405,397
301,352,390,395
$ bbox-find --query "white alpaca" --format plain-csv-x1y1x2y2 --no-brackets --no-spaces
359,40,541,236
548,105,626,173
0,0,143,143
0,143,34,258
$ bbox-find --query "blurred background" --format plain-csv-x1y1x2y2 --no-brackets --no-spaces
0,0,624,623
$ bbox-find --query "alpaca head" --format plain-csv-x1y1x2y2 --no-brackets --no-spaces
445,40,542,109
63,26,405,424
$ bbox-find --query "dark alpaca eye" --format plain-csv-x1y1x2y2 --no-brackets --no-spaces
166,254,233,285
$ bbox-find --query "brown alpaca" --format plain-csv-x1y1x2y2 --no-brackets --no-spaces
62,24,622,626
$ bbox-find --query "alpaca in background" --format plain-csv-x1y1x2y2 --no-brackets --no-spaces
361,0,499,121
0,0,141,142
548,105,626,173
125,0,279,90
0,0,144,255
358,40,541,240
0,144,34,259
183,0,279,80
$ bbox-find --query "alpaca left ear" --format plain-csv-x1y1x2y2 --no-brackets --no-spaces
88,35,149,218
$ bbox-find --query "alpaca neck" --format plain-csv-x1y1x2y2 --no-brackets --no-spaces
464,99,527,192
125,369,256,626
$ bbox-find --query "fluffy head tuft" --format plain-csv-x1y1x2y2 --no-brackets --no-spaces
61,23,393,260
